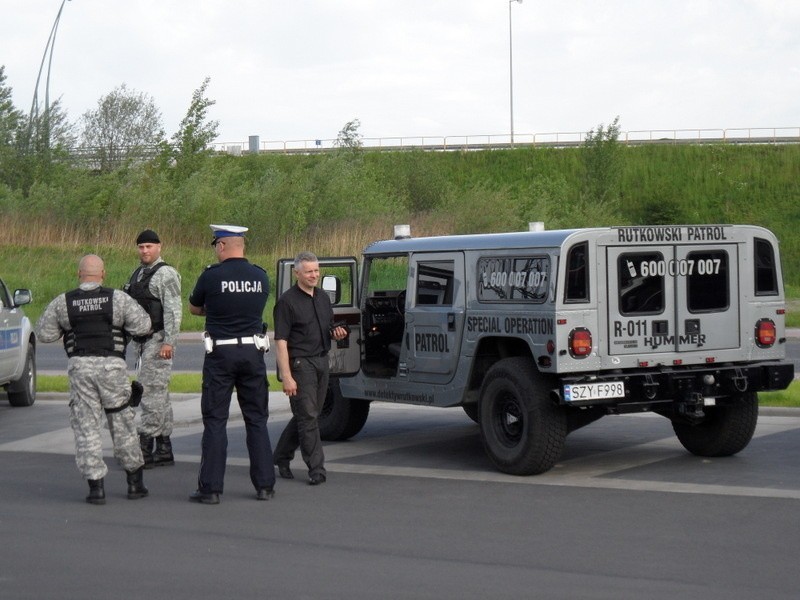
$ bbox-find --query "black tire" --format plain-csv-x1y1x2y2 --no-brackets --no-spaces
462,403,479,424
478,357,567,475
671,392,758,457
319,378,370,441
7,342,36,407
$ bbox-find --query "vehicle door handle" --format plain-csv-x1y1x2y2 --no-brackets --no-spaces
448,313,456,331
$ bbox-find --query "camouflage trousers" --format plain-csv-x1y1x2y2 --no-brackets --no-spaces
67,356,144,480
133,333,174,438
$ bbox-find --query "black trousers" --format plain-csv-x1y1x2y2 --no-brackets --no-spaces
273,355,329,478
198,345,275,494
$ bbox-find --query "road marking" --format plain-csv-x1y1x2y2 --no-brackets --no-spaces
4,404,799,500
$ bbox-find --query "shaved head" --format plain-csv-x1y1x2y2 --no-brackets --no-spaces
78,254,105,282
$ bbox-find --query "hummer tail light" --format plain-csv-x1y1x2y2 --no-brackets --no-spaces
755,318,776,348
569,328,592,358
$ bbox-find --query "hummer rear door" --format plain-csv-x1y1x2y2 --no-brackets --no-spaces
606,243,740,355
674,245,739,351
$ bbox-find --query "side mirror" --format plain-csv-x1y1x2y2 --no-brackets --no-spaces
321,275,341,305
13,289,32,307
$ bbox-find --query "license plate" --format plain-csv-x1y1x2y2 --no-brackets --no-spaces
563,381,625,401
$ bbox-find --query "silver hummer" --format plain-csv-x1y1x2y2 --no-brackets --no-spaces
276,224,795,475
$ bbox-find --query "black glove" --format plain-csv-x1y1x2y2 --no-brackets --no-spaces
129,380,144,408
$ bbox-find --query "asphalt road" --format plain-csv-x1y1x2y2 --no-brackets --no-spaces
1,394,799,599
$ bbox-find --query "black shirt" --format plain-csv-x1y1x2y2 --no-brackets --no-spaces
273,284,334,358
189,258,269,338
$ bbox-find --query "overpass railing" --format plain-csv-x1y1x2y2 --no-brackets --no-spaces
209,127,800,155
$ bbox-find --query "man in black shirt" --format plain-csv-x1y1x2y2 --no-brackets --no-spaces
273,251,349,485
187,224,275,504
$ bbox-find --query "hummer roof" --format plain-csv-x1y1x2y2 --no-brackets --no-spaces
364,229,582,255
363,224,776,256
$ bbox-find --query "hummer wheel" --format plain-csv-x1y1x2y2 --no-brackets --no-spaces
671,392,758,457
479,357,567,475
319,378,371,441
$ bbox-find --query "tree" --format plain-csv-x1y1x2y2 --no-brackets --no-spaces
80,84,164,172
0,66,23,148
25,97,76,153
334,118,363,151
0,67,75,190
167,77,219,179
582,115,622,205
0,66,24,186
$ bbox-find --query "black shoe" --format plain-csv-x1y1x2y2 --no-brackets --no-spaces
86,478,106,505
126,467,149,499
256,487,275,501
153,435,175,467
277,464,294,480
140,433,155,470
189,489,220,504
308,474,327,486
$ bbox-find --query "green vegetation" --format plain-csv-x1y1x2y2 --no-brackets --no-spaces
2,142,798,326
37,373,281,394
759,381,800,408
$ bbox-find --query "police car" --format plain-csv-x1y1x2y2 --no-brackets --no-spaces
276,224,795,475
0,276,36,407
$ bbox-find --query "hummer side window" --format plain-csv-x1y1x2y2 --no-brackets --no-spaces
564,242,589,303
477,256,549,303
415,261,454,306
754,237,778,296
687,250,729,312
618,252,664,315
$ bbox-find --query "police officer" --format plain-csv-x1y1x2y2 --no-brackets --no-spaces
124,229,182,468
35,254,151,505
187,224,275,504
273,251,349,485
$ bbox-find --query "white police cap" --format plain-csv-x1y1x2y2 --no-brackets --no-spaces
210,224,248,245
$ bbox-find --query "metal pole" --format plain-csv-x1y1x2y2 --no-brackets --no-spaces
508,0,522,148
27,0,70,153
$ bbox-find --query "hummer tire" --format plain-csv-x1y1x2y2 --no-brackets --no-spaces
671,392,758,457
319,378,371,441
479,357,567,475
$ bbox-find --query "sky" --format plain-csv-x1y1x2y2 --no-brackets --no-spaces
2,0,799,148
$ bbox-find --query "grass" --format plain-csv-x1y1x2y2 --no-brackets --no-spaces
37,374,799,408
38,373,282,394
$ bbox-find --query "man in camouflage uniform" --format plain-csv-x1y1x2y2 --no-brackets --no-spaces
36,254,152,504
124,229,182,468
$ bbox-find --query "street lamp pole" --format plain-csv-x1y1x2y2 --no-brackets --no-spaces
27,0,71,154
508,0,522,147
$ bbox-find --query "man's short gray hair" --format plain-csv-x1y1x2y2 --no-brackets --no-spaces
294,251,318,270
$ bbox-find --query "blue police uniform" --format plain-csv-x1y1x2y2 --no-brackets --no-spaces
188,225,275,503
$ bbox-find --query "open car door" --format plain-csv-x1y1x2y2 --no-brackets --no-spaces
275,256,361,376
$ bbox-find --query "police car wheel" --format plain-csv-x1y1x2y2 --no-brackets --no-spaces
319,378,371,441
7,343,36,408
478,357,567,475
671,392,758,457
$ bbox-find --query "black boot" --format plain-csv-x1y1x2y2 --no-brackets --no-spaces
126,466,149,499
139,433,154,469
86,478,106,505
153,435,175,467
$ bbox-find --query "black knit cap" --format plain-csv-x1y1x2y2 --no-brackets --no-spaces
136,229,161,245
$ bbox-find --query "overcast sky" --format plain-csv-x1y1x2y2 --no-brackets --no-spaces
3,0,799,146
